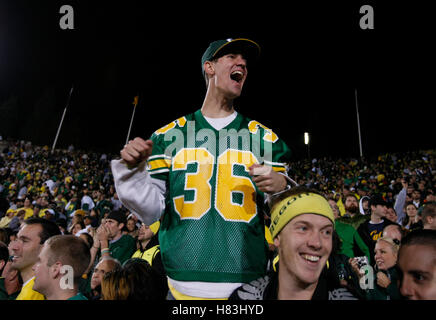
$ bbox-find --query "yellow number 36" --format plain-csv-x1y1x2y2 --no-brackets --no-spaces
172,148,258,223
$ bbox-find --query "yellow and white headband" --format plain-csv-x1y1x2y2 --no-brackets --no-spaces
269,192,335,239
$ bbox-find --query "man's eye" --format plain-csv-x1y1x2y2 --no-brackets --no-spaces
413,273,426,282
323,229,332,236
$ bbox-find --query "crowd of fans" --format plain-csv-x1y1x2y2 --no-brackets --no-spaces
0,139,435,300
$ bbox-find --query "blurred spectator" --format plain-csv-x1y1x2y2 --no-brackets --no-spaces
357,194,398,258
0,229,9,246
0,241,20,300
0,241,8,278
421,203,436,230
328,199,371,263
80,187,95,212
125,216,139,239
402,202,420,230
0,209,17,229
338,194,368,229
385,205,398,223
18,197,33,220
71,221,86,236
101,258,167,300
55,218,68,235
8,209,25,233
382,224,404,243
87,256,121,300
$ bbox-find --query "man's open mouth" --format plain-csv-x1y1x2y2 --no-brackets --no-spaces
230,70,244,83
301,254,321,263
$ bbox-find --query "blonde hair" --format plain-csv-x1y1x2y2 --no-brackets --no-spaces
101,270,130,300
377,236,400,254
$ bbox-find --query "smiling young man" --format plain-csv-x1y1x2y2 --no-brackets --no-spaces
230,186,337,300
9,218,61,300
111,38,292,299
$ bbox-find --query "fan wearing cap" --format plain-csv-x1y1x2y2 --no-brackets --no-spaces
111,38,292,299
356,194,399,261
93,210,136,265
230,186,335,300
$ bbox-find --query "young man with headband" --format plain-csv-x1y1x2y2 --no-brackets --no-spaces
231,186,340,300
111,38,292,299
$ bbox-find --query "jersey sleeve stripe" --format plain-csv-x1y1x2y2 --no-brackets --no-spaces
147,158,172,171
271,166,286,173
148,168,170,175
148,154,172,161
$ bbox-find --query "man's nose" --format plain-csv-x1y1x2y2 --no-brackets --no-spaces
307,232,322,250
400,275,414,299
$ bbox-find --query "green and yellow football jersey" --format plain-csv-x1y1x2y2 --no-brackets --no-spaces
147,109,291,283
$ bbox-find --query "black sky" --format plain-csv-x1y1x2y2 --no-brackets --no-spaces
0,1,434,160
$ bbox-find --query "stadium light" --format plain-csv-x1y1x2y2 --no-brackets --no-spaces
304,132,310,160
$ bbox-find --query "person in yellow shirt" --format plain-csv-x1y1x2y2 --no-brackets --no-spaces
131,220,161,266
0,208,16,228
17,198,34,220
8,217,61,300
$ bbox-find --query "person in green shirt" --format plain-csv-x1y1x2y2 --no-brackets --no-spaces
328,199,371,263
33,234,90,300
93,210,136,265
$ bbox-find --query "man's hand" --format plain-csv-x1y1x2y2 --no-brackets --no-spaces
249,164,287,194
401,178,408,190
96,224,109,242
120,137,153,166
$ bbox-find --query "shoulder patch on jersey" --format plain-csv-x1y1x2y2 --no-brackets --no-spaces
247,120,279,143
236,275,270,300
154,116,187,135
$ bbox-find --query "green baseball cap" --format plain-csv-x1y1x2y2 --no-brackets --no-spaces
201,38,261,71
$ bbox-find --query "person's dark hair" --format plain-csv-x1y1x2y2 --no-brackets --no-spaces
0,228,9,245
402,201,418,227
401,229,436,249
0,241,9,274
24,217,61,244
73,221,86,231
80,232,94,249
121,258,168,300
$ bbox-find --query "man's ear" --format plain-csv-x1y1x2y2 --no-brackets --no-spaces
274,235,280,248
118,222,125,232
0,260,5,272
50,262,62,279
203,61,215,77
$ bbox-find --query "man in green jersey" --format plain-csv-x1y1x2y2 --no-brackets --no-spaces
111,38,292,299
